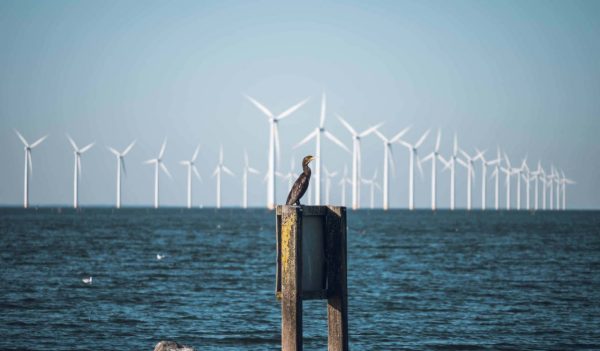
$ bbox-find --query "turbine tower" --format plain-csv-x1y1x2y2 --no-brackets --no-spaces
67,135,95,209
212,145,234,209
560,171,575,210
338,165,349,207
374,126,410,210
15,130,48,209
501,153,515,210
487,148,503,210
421,129,442,211
337,115,382,210
242,150,260,209
294,93,349,205
521,160,531,210
108,140,135,209
515,157,527,210
439,134,459,210
245,95,309,210
323,166,338,205
144,139,171,209
180,145,201,209
457,149,480,211
476,148,500,210
530,161,543,211
361,169,380,209
398,130,430,210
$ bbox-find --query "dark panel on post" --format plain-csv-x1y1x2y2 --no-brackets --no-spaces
281,205,303,351
326,206,349,351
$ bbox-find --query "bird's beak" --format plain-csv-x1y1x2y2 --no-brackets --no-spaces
309,156,317,163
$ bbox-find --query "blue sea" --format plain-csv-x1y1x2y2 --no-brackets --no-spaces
1,208,599,350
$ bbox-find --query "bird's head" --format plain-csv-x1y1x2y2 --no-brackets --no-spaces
302,155,316,166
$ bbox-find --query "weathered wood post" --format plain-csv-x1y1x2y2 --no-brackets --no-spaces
276,205,348,351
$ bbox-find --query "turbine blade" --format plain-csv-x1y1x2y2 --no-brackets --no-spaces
192,145,200,162
245,95,274,118
158,139,167,159
414,129,430,149
457,158,468,168
15,130,28,146
277,98,309,120
398,140,412,149
337,115,357,135
144,159,157,164
193,166,202,181
27,152,32,174
121,157,127,176
77,156,82,176
459,149,470,160
274,125,281,163
212,167,219,177
222,166,235,176
359,122,384,138
122,140,136,156
66,134,78,151
108,147,120,156
79,142,95,154
390,126,411,143
503,153,511,168
293,129,318,149
324,130,350,153
319,93,326,128
422,153,434,162
453,134,458,156
416,154,424,178
160,162,172,179
388,144,396,176
248,167,260,174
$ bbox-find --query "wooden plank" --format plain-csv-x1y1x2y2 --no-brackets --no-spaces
276,206,282,299
281,205,303,351
326,206,349,351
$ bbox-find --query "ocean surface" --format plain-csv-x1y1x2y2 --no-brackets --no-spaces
1,208,599,350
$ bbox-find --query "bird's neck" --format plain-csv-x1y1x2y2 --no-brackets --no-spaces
303,164,312,176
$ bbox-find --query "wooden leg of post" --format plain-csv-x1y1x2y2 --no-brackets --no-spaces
327,207,348,351
281,206,303,351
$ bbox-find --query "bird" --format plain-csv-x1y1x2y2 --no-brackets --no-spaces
156,254,165,260
286,155,315,206
82,276,92,285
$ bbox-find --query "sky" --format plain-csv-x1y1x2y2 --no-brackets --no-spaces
1,0,599,209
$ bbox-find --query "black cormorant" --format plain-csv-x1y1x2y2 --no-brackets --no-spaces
286,155,315,205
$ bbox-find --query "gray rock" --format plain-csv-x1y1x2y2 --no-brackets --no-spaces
153,340,195,351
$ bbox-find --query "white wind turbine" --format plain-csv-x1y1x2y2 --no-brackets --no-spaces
108,140,135,209
421,129,442,211
560,171,575,210
212,145,235,209
374,126,410,210
338,165,350,207
242,150,260,209
294,93,349,205
541,166,548,210
15,130,48,209
457,149,481,211
548,166,556,210
67,135,95,209
521,160,531,210
245,95,309,210
514,157,528,211
144,139,171,209
488,148,503,210
439,134,459,210
398,130,430,210
501,153,516,210
361,169,381,209
323,166,338,205
476,148,500,210
554,168,561,210
530,161,543,211
337,116,383,210
180,145,201,209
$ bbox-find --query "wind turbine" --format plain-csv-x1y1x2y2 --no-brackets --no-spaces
144,139,171,209
421,129,442,211
180,145,201,209
67,135,95,209
560,171,575,210
501,153,516,210
514,157,528,210
476,148,500,210
488,148,503,210
530,161,543,211
398,129,430,210
554,168,561,210
338,165,349,207
14,130,48,208
242,150,260,209
337,115,383,210
361,169,381,209
294,93,349,205
374,126,410,210
457,149,481,211
212,145,234,209
439,134,459,210
521,160,531,210
541,166,548,210
245,95,309,210
548,167,556,210
108,140,135,209
323,166,338,205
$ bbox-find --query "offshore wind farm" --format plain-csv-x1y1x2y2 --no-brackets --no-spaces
1,1,599,351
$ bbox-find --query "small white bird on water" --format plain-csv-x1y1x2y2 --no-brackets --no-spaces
156,254,165,260
82,276,92,285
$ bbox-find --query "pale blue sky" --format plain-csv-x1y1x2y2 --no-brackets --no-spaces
1,0,599,208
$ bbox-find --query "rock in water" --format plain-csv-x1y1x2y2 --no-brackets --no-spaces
153,340,194,351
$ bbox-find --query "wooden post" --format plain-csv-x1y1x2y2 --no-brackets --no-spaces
326,206,349,351
276,205,348,351
281,205,303,351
